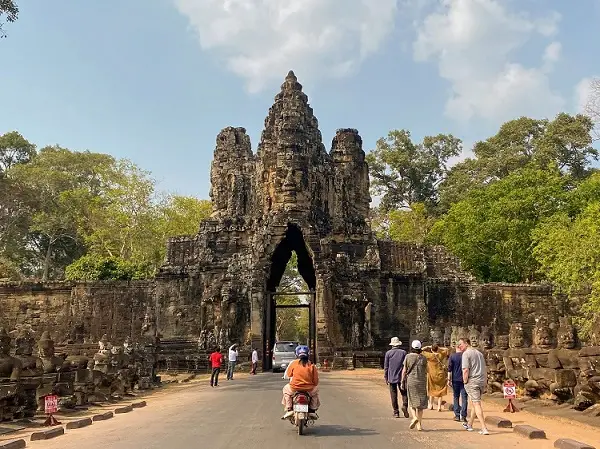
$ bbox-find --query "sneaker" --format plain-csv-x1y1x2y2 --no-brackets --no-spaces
479,429,490,435
462,423,473,431
393,412,400,418
401,407,409,418
454,416,461,421
281,410,294,420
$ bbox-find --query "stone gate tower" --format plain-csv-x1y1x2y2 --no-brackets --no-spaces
155,71,471,366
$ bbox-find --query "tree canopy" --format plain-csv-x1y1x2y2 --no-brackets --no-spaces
369,111,599,332
0,0,18,37
0,131,211,281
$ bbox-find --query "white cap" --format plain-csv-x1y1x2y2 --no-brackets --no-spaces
411,340,422,350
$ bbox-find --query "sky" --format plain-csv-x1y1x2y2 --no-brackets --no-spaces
2,0,599,200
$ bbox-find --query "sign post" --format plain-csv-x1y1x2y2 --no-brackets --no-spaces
502,380,519,413
43,395,61,426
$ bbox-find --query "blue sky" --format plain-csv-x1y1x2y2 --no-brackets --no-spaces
2,0,599,200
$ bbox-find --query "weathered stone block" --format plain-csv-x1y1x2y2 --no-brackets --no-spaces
0,440,26,449
485,415,512,428
114,405,133,414
92,411,114,421
66,417,93,429
554,439,596,449
30,426,65,441
514,425,546,439
132,401,146,408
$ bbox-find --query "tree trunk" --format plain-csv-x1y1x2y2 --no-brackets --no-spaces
42,238,53,281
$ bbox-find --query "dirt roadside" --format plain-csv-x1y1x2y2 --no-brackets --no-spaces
331,368,600,447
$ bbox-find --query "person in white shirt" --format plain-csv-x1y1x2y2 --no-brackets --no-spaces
227,344,238,380
251,348,259,375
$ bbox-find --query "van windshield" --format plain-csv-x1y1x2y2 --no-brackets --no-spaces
275,342,298,352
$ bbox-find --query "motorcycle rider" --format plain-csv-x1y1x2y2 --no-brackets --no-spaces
281,345,320,420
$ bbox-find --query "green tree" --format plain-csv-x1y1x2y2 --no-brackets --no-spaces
440,114,597,209
532,173,600,336
434,167,568,282
0,0,18,37
274,253,310,343
65,254,151,281
366,130,462,212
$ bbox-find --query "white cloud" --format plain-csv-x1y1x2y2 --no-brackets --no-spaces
413,0,565,123
174,0,398,93
575,78,594,114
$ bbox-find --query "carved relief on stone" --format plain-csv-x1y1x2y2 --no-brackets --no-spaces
430,326,443,346
468,325,481,349
0,327,22,381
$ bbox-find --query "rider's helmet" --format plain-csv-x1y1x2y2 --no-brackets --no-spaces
295,345,310,359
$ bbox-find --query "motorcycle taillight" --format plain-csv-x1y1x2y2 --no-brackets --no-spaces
296,395,308,405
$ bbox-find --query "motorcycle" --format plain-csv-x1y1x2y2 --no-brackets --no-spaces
288,391,318,435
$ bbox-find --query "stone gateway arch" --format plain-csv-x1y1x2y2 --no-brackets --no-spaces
155,71,486,369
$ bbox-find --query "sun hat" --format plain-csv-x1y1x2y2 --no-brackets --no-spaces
411,340,422,350
389,337,402,346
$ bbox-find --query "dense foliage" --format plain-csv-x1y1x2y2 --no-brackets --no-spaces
0,131,211,281
369,112,600,335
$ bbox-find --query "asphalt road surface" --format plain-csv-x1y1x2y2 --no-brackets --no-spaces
32,372,534,449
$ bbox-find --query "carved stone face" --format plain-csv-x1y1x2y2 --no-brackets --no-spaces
534,327,554,349
480,327,492,350
469,326,481,348
557,326,576,349
15,336,34,356
495,335,509,350
430,327,443,346
509,323,525,349
39,340,55,357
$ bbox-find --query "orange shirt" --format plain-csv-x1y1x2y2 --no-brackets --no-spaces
288,359,319,391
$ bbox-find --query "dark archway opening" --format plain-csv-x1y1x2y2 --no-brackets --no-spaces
263,224,317,371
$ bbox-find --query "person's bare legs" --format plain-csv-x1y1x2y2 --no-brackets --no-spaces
472,402,487,431
409,407,418,429
436,397,442,411
428,397,434,409
416,408,424,430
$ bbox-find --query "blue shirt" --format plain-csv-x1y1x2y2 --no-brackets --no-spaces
448,351,463,383
384,348,407,384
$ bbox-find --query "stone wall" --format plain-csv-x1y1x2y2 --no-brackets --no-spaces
0,281,153,343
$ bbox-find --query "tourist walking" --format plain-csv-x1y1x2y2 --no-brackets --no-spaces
422,343,450,411
459,337,489,435
227,344,238,380
401,340,428,431
209,347,223,387
251,348,258,375
384,337,409,418
447,344,468,422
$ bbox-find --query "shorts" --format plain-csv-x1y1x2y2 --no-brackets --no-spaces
464,383,484,402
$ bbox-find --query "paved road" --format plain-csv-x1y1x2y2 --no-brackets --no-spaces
31,373,533,449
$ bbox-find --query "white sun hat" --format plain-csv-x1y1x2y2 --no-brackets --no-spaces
389,337,402,346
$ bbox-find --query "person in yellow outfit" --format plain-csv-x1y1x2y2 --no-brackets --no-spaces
281,345,320,420
422,344,450,411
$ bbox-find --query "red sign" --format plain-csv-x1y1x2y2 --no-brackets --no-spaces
45,395,58,414
503,381,516,399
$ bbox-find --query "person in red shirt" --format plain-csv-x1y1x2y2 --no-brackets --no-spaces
209,347,223,387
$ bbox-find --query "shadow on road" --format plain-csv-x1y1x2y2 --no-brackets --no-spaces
309,424,378,437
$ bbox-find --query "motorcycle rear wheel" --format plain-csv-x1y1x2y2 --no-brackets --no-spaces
298,418,304,435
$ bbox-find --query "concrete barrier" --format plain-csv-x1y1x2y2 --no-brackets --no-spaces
132,401,147,408
66,417,93,429
514,424,546,439
485,416,513,428
554,438,596,449
30,426,65,441
0,439,26,449
114,405,133,414
92,411,114,421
